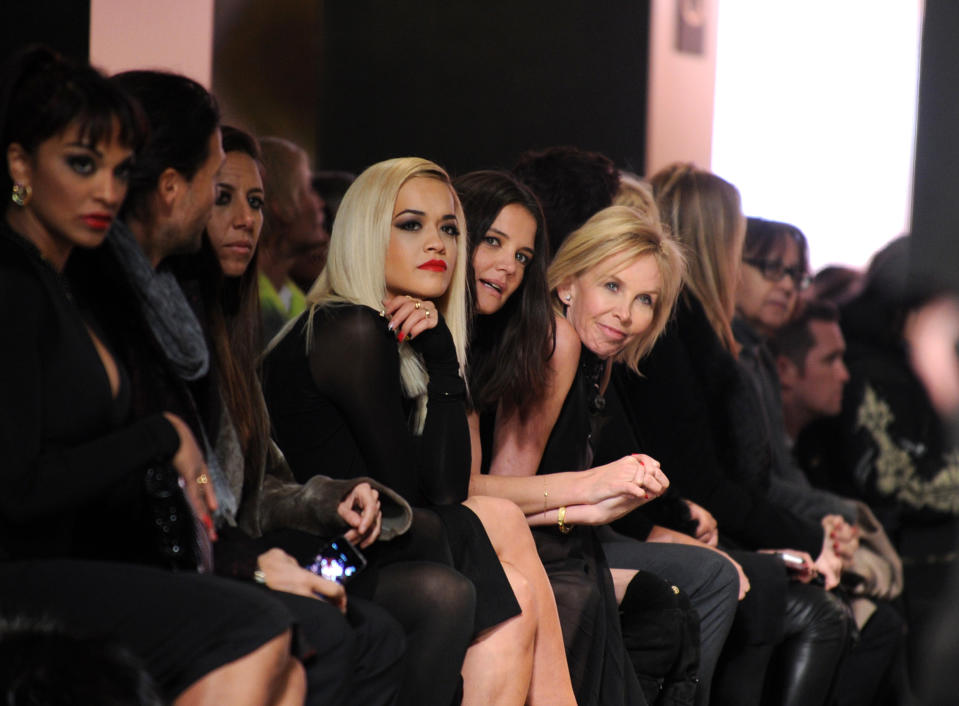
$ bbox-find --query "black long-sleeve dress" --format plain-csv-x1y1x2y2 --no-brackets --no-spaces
0,220,294,700
263,304,520,632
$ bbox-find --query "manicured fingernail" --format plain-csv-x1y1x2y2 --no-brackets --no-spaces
645,493,649,499
833,541,839,551
202,515,214,531
397,331,405,342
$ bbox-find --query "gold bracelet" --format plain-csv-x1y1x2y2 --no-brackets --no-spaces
253,569,267,585
543,482,549,514
557,506,572,534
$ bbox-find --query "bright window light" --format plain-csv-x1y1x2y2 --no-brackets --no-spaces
711,2,922,271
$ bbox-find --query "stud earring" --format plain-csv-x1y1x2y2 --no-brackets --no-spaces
563,294,571,302
11,183,31,207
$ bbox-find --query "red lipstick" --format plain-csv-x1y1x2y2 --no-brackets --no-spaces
82,213,113,231
418,259,447,272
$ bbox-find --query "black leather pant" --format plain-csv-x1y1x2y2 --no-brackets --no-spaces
769,582,851,706
714,576,851,706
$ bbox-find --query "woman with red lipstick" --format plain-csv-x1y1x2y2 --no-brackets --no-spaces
0,47,308,705
264,157,577,706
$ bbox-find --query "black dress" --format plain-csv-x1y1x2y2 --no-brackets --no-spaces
263,304,520,632
479,342,647,706
0,222,294,700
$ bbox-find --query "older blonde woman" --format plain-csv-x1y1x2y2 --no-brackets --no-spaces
605,164,851,706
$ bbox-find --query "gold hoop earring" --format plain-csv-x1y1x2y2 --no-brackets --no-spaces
11,183,32,207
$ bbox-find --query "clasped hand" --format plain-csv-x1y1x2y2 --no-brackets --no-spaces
574,454,669,524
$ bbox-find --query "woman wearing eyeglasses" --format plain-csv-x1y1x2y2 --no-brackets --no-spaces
733,216,855,575
735,217,810,337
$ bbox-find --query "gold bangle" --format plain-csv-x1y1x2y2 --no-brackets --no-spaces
557,506,572,534
543,482,549,514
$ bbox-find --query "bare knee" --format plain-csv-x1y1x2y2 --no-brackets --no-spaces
502,563,537,643
465,496,534,548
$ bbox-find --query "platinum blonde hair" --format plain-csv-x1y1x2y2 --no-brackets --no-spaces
304,157,469,432
547,205,685,371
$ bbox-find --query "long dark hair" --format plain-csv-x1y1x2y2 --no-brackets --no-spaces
455,170,555,415
0,45,146,199
171,126,268,502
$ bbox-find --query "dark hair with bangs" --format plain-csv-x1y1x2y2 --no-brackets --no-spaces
111,70,219,221
0,45,146,199
744,217,809,273
455,170,556,415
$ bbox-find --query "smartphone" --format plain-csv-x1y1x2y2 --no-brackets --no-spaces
306,535,367,584
779,551,826,587
778,551,806,572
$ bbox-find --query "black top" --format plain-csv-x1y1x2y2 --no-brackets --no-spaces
601,294,824,555
538,343,605,475
0,222,179,560
796,294,959,553
265,304,521,632
264,304,469,506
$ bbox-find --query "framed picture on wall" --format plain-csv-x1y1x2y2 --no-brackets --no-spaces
676,0,705,55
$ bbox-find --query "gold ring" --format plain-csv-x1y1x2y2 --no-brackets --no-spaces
414,301,421,310
425,310,431,318
197,474,210,485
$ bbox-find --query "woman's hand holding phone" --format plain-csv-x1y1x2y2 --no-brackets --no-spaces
256,548,347,613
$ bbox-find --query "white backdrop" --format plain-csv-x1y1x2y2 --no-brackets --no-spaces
711,2,922,271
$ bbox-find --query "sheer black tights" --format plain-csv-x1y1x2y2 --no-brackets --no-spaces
351,509,476,706
373,562,474,706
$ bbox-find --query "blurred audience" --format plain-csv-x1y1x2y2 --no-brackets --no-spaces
257,137,327,344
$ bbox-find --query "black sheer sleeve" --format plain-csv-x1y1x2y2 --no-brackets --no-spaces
270,305,469,508
408,316,470,505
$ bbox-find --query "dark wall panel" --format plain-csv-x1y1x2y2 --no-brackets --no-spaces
320,1,650,176
0,1,90,66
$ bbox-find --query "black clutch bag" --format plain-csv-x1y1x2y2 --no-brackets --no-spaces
144,465,213,573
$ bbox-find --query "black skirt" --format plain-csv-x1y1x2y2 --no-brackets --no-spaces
0,559,294,700
433,503,521,633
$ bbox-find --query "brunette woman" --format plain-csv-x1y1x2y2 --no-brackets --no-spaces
457,170,744,706
0,46,304,705
603,163,850,706
166,125,414,706
263,157,576,705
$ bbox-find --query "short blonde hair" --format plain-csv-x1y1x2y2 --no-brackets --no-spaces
305,157,469,431
650,163,745,354
548,205,685,371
